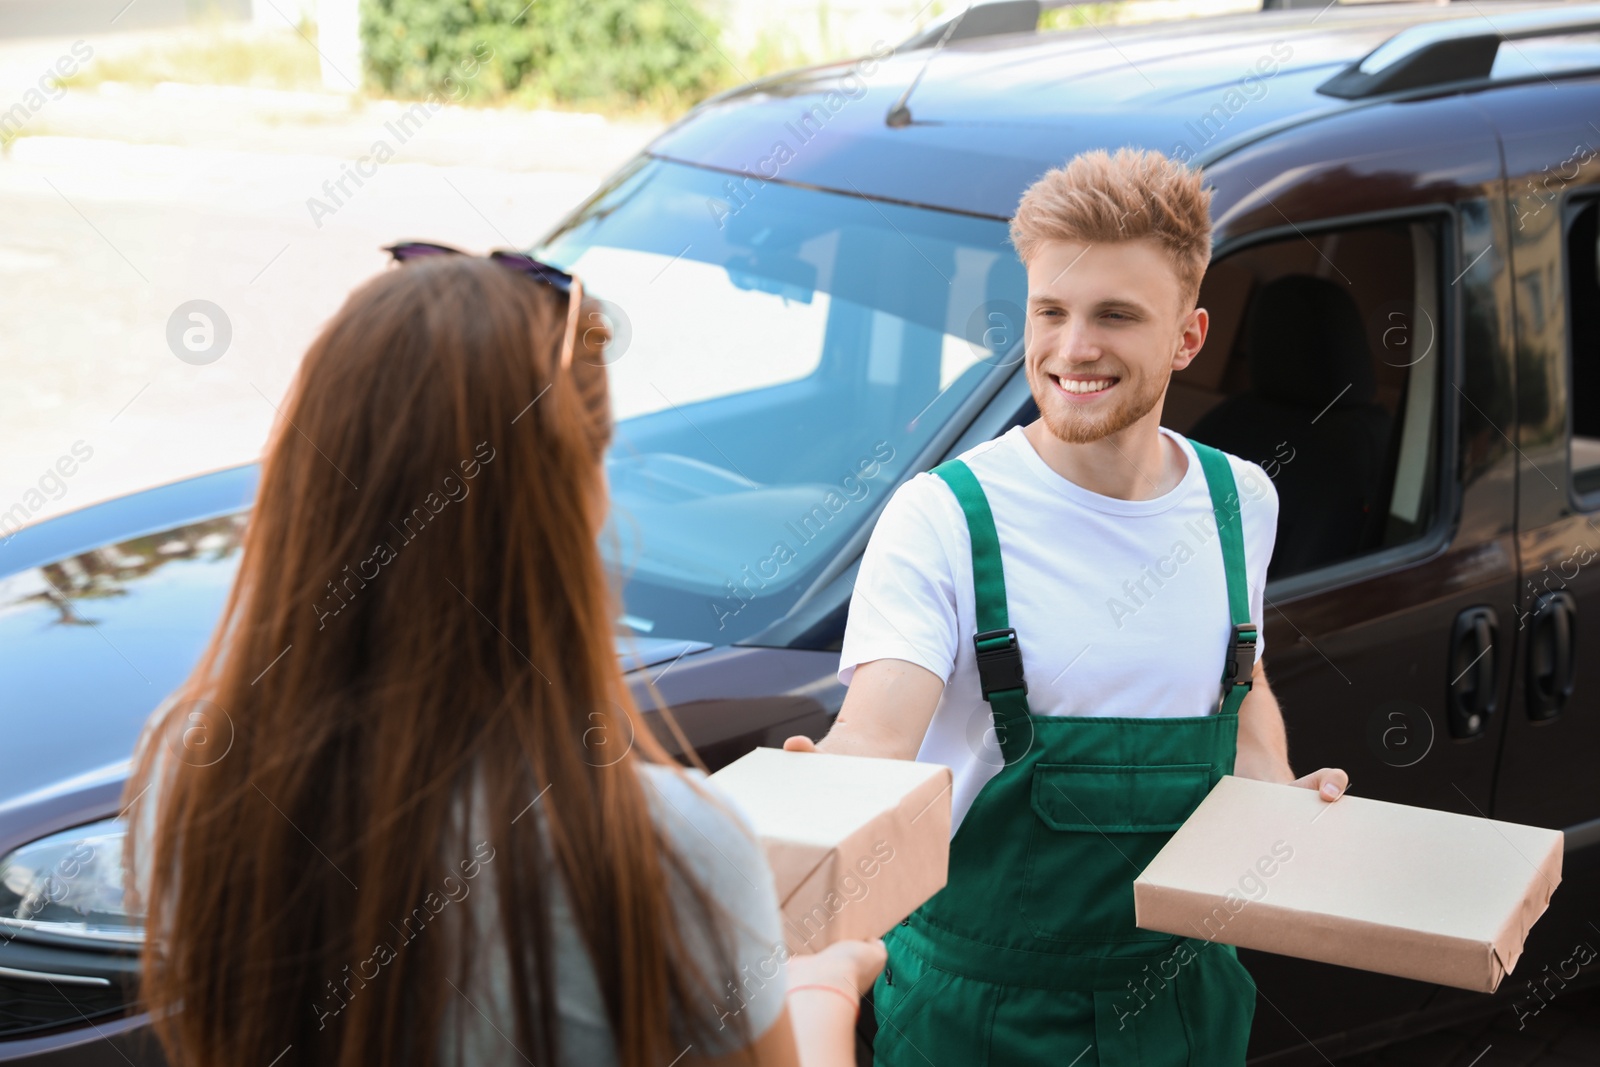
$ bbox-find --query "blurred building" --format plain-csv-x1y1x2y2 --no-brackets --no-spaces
711,0,945,63
0,0,251,37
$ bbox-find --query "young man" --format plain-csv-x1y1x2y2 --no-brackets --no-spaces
784,147,1349,1065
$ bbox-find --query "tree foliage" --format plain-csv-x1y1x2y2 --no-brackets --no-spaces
361,0,728,109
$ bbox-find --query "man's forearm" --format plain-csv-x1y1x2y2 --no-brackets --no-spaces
1233,665,1294,784
803,658,946,761
812,712,918,760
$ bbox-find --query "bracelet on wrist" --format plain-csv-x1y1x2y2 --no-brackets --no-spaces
786,982,860,1021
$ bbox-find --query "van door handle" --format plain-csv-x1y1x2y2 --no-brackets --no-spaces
1448,606,1498,739
1527,591,1577,721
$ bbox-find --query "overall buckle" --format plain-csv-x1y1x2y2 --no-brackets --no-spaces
1223,622,1258,690
974,627,1027,699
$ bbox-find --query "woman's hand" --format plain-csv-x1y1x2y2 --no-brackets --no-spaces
776,938,887,1066
788,937,888,998
696,939,888,1067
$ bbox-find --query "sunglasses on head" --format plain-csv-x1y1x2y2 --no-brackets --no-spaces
382,240,586,371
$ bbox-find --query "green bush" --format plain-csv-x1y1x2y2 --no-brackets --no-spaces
360,0,728,111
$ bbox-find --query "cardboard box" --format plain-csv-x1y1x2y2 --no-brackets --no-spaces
1133,775,1563,993
708,746,952,953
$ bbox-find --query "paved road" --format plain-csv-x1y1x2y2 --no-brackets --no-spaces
1333,983,1600,1066
0,58,660,531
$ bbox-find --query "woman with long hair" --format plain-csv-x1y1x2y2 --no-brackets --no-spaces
123,246,884,1067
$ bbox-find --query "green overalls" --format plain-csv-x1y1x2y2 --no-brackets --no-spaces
872,436,1259,1067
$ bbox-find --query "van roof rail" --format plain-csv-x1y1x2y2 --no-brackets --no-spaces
1316,2,1600,98
894,0,1355,49
899,1,1042,49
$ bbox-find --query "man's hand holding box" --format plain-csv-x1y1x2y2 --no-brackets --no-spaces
710,746,953,954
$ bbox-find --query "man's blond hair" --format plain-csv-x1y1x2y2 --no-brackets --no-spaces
1009,146,1214,312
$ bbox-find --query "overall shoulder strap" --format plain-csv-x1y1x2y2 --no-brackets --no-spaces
929,459,1032,763
1185,437,1259,716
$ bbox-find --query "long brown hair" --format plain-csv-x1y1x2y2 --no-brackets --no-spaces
124,256,757,1067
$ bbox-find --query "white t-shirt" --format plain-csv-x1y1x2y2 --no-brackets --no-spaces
837,423,1279,836
441,762,789,1065
129,719,788,1065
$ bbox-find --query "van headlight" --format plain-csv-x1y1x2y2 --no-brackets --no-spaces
0,818,144,945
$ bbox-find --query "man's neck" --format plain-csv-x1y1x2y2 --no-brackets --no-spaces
1022,417,1187,502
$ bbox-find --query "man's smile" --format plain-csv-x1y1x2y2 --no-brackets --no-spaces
1050,373,1120,400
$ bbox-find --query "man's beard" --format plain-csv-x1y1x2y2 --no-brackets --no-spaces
1031,366,1165,445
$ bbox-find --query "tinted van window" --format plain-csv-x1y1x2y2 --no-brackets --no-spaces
1174,218,1446,582
1566,197,1600,499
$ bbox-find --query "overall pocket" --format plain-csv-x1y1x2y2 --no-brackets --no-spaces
873,929,934,1033
1021,762,1213,943
1174,942,1256,1065
872,932,958,1065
